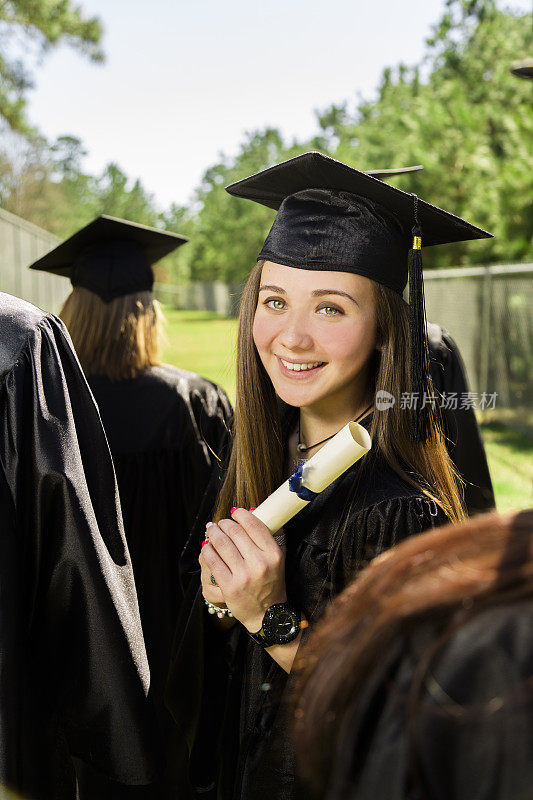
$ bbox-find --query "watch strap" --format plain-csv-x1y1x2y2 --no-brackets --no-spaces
248,627,270,647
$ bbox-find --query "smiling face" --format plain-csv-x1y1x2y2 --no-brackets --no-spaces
252,260,378,416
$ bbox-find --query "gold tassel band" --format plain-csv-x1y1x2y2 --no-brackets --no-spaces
412,236,422,250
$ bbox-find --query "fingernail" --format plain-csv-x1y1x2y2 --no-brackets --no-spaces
201,539,209,548
249,506,257,512
230,507,237,514
206,521,214,529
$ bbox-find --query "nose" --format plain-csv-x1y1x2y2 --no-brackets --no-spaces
277,309,314,352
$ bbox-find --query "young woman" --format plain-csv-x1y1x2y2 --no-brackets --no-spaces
29,215,233,799
294,508,533,800
167,152,492,800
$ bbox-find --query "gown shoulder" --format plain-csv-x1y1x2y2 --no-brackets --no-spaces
0,292,63,376
88,363,233,457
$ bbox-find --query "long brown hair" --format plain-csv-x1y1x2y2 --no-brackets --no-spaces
293,508,533,798
215,260,464,522
60,286,162,381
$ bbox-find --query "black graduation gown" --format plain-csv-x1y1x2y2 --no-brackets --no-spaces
167,424,450,800
427,323,495,514
322,598,533,800
0,292,161,800
79,365,232,798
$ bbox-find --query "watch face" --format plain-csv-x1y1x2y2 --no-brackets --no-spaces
263,604,301,645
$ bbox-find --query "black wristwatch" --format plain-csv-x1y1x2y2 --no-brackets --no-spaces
248,602,302,647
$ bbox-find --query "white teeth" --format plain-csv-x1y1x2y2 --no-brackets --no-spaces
280,359,323,372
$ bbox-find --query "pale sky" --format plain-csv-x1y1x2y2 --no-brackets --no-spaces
25,0,531,210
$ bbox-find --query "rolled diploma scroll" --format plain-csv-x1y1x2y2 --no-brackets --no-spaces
252,421,372,534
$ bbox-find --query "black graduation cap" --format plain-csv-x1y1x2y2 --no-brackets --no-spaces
367,165,424,178
226,151,492,441
29,215,188,302
510,59,533,79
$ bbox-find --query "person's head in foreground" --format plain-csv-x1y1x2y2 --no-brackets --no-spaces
294,507,533,800
29,215,188,381
216,152,492,523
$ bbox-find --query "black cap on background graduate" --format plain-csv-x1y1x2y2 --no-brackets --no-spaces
226,151,492,442
29,215,188,302
510,59,533,79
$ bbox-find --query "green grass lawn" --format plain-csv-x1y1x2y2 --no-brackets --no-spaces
480,422,533,513
161,308,533,514
161,308,238,401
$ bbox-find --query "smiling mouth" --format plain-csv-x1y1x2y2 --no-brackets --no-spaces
278,357,326,375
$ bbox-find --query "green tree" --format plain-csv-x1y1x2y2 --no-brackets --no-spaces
0,137,162,240
185,1,531,282
0,131,65,226
184,129,284,283
319,0,533,268
0,0,103,133
158,203,196,284
94,163,158,226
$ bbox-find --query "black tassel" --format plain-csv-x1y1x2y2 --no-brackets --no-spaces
408,195,431,442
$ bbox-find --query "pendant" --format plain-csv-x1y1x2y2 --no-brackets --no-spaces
297,443,307,452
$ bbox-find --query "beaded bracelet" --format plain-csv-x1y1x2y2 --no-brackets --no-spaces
204,597,233,618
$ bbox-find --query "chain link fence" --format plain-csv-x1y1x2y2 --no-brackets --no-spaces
424,264,532,431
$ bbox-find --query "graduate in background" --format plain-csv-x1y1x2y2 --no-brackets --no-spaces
30,215,233,799
294,507,533,800
0,291,160,800
167,152,492,800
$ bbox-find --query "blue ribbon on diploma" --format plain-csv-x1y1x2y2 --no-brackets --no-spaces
288,462,319,502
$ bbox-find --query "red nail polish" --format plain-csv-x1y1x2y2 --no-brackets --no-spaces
230,507,237,514
201,539,208,548
249,506,257,512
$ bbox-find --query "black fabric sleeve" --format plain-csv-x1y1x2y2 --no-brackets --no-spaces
336,495,449,593
0,313,161,785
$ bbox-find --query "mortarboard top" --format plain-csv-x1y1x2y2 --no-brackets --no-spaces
510,59,533,79
28,215,188,302
225,151,492,249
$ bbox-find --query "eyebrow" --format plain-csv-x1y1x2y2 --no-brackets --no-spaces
259,284,358,305
311,289,358,305
259,284,286,294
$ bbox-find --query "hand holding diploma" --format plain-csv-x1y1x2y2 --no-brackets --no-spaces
199,422,372,630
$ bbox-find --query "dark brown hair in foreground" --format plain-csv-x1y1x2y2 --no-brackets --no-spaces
293,508,533,798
